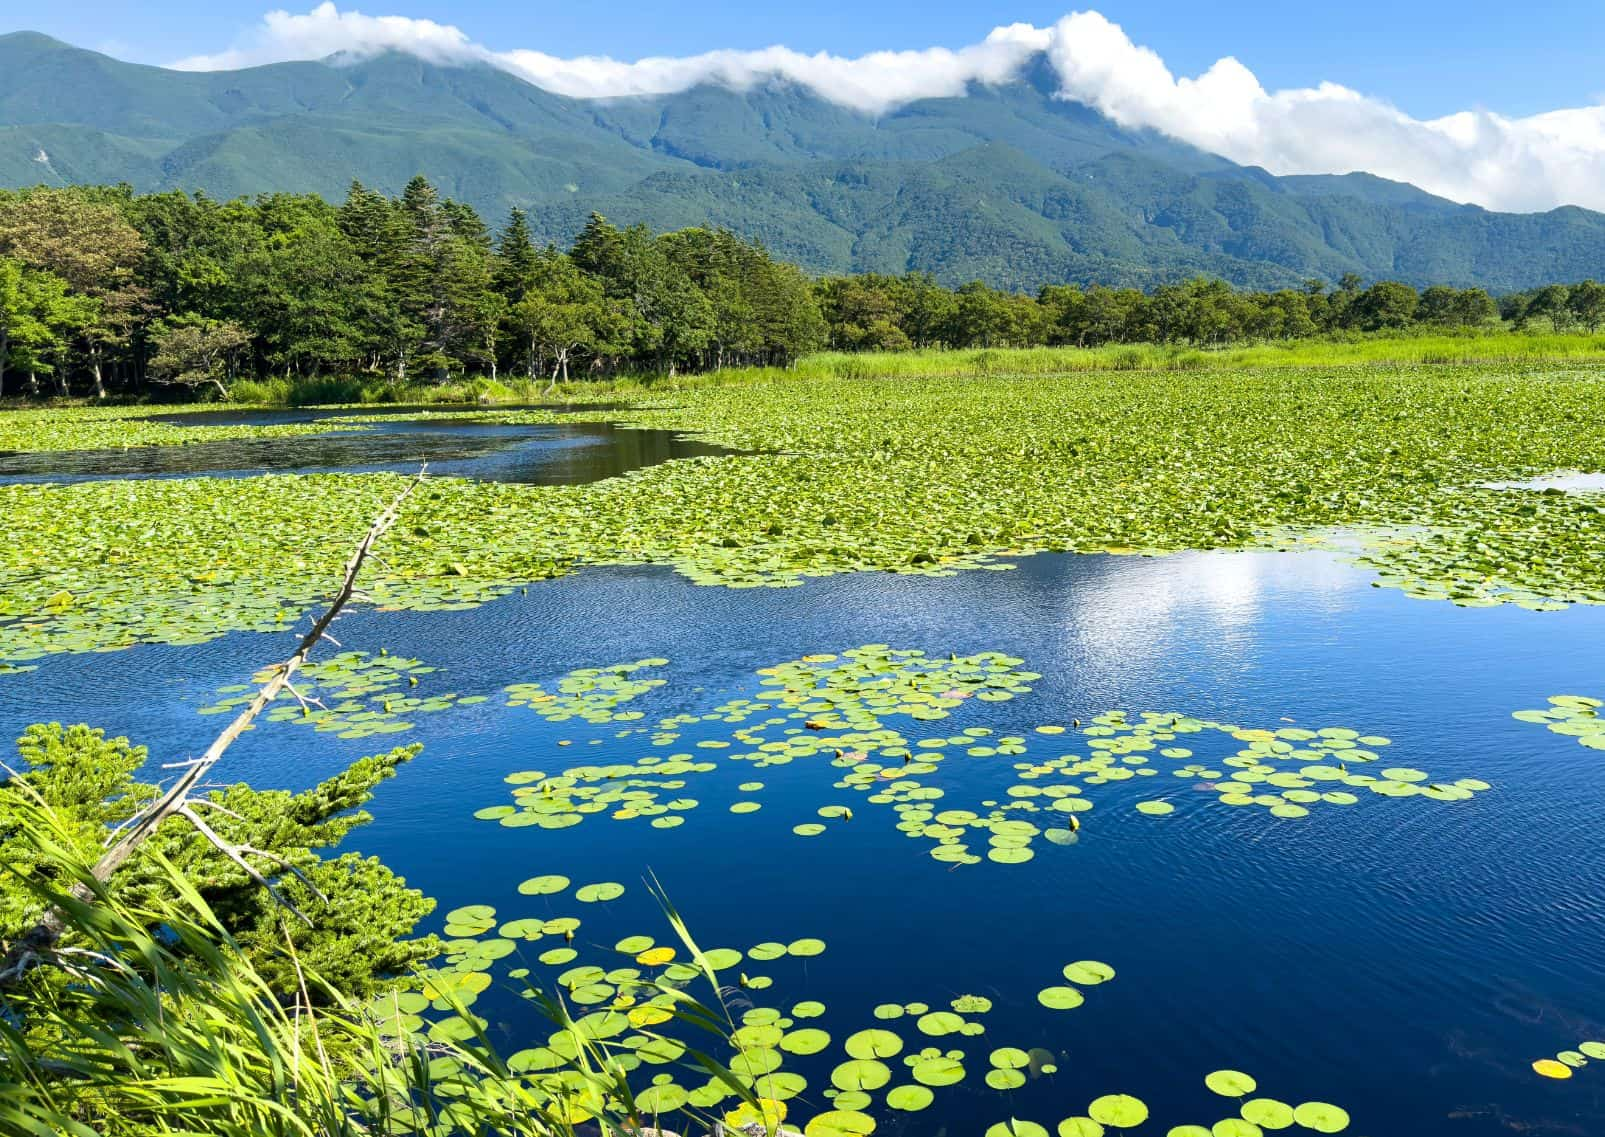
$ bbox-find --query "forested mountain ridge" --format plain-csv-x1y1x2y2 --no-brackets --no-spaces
4,30,1605,291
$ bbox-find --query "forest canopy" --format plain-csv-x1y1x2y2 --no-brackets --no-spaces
1,177,1602,400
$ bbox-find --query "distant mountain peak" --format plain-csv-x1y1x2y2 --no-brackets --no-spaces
0,28,1601,291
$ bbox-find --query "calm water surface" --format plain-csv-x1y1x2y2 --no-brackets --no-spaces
5,550,1604,1136
0,408,726,485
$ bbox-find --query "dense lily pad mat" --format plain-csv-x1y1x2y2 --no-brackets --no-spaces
0,403,366,452
4,365,1605,664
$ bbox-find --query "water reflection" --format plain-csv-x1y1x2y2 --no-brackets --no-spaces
4,549,1603,1137
0,417,733,486
1481,470,1605,493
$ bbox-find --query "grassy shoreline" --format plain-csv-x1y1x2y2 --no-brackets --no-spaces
3,330,1604,417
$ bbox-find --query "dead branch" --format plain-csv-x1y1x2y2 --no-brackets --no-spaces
0,470,425,985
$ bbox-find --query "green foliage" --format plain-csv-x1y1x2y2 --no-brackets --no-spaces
0,724,437,995
0,179,827,398
0,793,766,1137
0,173,1588,404
4,357,1605,670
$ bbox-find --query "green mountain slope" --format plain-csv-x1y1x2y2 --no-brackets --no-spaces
2,30,1602,291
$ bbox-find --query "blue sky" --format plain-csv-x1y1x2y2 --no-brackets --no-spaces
20,0,1605,120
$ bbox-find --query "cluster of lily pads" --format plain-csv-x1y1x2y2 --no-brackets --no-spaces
6,365,1605,666
198,650,480,739
504,659,668,724
1512,695,1605,751
1533,1039,1605,1079
372,872,1133,1136
994,1067,1353,1135
372,873,1366,1136
198,652,671,745
472,646,1488,861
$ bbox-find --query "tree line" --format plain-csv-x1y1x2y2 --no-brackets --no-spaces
2,178,1604,399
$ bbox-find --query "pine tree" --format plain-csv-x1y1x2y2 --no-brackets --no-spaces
494,208,538,300
0,723,437,997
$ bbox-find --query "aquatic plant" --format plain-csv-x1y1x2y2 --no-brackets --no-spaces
473,647,1490,862
1533,1039,1605,1079
6,364,1605,666
1513,695,1604,751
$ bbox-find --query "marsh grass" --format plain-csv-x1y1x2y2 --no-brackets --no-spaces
512,330,1605,402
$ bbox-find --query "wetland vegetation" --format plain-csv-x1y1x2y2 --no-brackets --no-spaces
3,312,1605,1136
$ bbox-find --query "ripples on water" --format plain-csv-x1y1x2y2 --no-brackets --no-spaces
8,547,1605,1135
0,407,728,485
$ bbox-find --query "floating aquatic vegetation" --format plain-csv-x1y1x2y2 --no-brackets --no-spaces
471,648,1489,864
198,650,474,739
0,403,369,454
10,367,1605,666
1513,695,1605,751
1533,1039,1605,1078
400,876,1370,1137
1024,1070,1358,1136
505,659,669,723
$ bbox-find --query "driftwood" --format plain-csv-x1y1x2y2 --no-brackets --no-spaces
0,470,425,986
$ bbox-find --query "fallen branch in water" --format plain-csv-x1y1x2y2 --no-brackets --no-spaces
0,469,426,986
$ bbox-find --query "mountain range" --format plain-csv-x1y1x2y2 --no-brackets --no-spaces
3,29,1605,291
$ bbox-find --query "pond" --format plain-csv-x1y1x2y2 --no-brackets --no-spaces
6,546,1603,1137
0,408,729,485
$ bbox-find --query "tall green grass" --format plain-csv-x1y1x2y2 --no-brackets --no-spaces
779,332,1605,382
0,794,758,1137
33,330,1605,411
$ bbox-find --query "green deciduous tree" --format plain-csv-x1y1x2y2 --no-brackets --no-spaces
147,316,252,398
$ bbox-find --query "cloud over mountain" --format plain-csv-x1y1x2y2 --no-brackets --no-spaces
169,3,1605,213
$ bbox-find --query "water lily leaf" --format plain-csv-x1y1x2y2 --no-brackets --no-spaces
831,1058,891,1091
911,1056,965,1086
1037,986,1085,1010
986,1122,1049,1137
1205,1070,1258,1098
1290,1103,1349,1133
781,1028,832,1055
1057,1120,1104,1137
916,1011,966,1035
804,1109,876,1137
1533,1058,1573,1079
1088,1095,1148,1128
845,1029,903,1059
1062,961,1115,985
518,875,570,896
1240,1099,1294,1128
886,1084,934,1111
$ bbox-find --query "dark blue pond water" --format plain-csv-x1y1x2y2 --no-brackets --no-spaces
6,549,1604,1136
0,411,725,486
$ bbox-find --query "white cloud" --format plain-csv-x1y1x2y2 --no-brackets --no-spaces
167,4,1605,213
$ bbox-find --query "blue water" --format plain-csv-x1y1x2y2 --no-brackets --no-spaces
0,414,728,485
7,549,1605,1136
